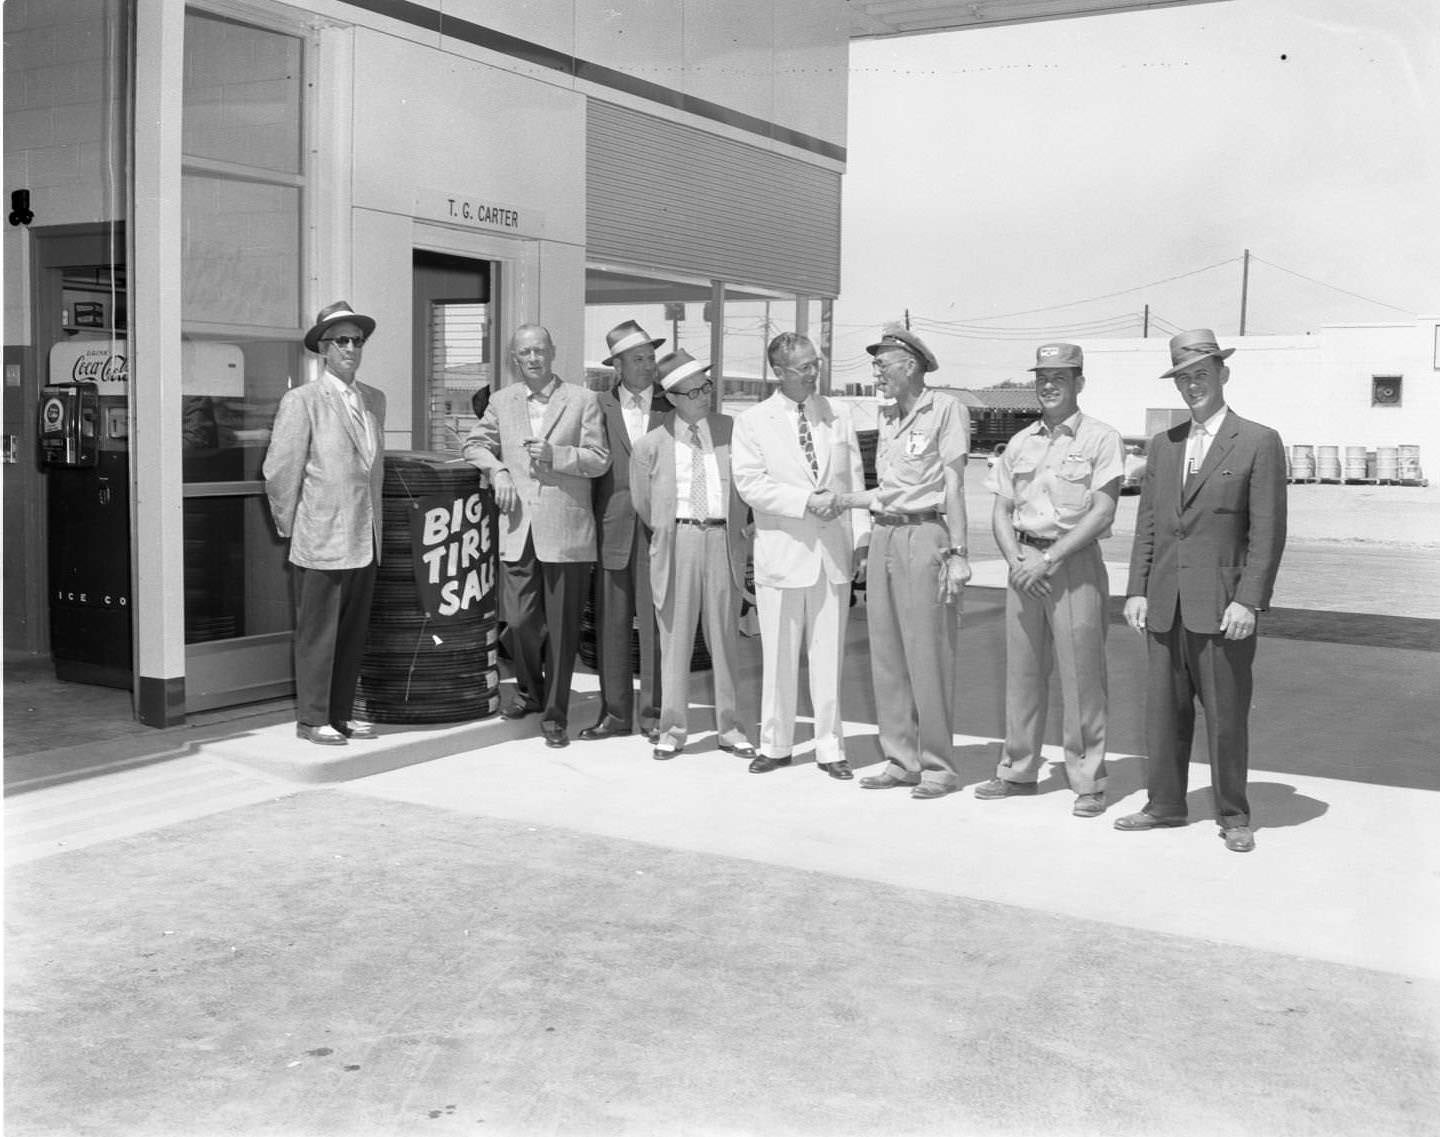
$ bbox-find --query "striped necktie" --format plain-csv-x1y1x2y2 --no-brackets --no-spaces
797,404,818,479
688,424,709,520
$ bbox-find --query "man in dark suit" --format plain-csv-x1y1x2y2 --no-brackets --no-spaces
1117,329,1288,853
579,320,672,744
630,350,756,761
462,324,610,749
264,301,386,746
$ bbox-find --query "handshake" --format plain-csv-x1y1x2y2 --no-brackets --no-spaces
805,490,858,521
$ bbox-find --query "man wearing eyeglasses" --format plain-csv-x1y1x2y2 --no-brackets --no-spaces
630,350,757,761
732,332,869,780
834,324,971,799
264,300,386,746
580,320,673,745
463,324,610,749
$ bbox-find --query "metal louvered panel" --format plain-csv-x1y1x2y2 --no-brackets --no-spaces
587,101,841,298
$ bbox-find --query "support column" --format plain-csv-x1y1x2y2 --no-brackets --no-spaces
130,0,186,725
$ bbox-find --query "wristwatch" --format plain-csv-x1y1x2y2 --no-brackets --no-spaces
946,545,968,557
1040,549,1054,565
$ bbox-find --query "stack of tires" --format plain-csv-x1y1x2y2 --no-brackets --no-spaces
358,451,501,724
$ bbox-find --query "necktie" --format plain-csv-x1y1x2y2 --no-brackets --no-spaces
689,424,709,520
344,386,372,461
1186,424,1207,480
797,404,818,479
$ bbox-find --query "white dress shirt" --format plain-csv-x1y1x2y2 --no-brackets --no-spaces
674,418,724,520
1186,405,1228,477
620,384,654,447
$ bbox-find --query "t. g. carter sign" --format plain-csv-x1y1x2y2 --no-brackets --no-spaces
411,491,496,620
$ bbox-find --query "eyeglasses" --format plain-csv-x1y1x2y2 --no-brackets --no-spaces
780,360,822,377
323,336,366,349
675,381,714,401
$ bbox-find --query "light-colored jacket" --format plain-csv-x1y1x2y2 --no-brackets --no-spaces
593,387,672,570
263,376,385,570
462,378,609,563
732,392,870,589
629,414,750,612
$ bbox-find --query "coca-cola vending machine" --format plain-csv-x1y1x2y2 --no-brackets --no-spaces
42,339,131,688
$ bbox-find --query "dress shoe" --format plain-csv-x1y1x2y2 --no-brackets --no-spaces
910,783,954,800
817,759,854,781
297,723,347,746
333,720,377,740
1113,811,1187,831
720,742,759,760
859,772,918,790
747,755,792,774
1222,825,1256,853
540,723,569,749
973,777,1036,800
652,746,682,761
500,701,541,721
577,716,631,741
1073,792,1106,818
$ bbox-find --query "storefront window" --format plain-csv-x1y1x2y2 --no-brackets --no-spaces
180,9,306,647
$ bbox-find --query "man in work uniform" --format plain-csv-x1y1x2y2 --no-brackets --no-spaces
974,342,1124,817
836,324,971,800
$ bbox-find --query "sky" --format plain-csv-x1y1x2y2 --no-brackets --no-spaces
829,0,1440,389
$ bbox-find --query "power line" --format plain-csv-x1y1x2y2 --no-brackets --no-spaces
1248,255,1415,315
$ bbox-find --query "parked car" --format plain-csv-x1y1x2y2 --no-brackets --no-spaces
1121,435,1149,493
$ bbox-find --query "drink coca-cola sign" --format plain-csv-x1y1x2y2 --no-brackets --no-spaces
48,340,128,395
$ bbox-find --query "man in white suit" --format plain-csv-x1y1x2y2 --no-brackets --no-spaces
264,301,386,746
463,324,609,748
732,332,869,779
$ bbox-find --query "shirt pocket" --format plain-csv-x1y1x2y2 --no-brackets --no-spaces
1051,456,1093,512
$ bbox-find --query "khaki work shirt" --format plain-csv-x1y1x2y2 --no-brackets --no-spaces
873,390,971,514
987,411,1124,540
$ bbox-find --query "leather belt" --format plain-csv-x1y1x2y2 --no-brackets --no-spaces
874,509,945,527
677,518,726,528
1016,530,1058,550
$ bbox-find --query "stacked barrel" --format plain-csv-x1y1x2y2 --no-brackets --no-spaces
358,451,501,723
1287,443,1424,485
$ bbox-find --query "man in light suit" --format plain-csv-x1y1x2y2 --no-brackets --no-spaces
630,350,756,761
264,300,386,746
579,320,672,744
462,324,609,748
732,332,869,780
1118,329,1288,853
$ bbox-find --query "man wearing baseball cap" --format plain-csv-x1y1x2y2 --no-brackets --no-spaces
975,343,1124,817
1117,329,1288,853
834,323,971,799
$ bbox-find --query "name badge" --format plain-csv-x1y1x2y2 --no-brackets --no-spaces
905,430,928,457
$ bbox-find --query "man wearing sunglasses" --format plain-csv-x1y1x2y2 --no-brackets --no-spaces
264,300,386,746
630,350,757,761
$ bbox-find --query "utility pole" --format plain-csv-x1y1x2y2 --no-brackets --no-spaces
1142,304,1150,338
1239,248,1251,336
904,307,910,330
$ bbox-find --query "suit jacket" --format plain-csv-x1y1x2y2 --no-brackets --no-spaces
1126,409,1287,634
593,385,673,570
462,378,610,563
263,375,385,570
732,392,871,589
629,413,750,612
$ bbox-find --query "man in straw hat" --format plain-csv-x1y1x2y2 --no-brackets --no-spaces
630,350,757,761
463,324,609,749
1117,328,1288,853
974,343,1124,818
579,320,673,744
833,324,971,799
264,301,385,746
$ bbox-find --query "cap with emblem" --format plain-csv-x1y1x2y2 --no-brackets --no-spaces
864,323,938,374
1027,343,1084,371
601,319,666,367
1160,328,1236,378
656,349,713,391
